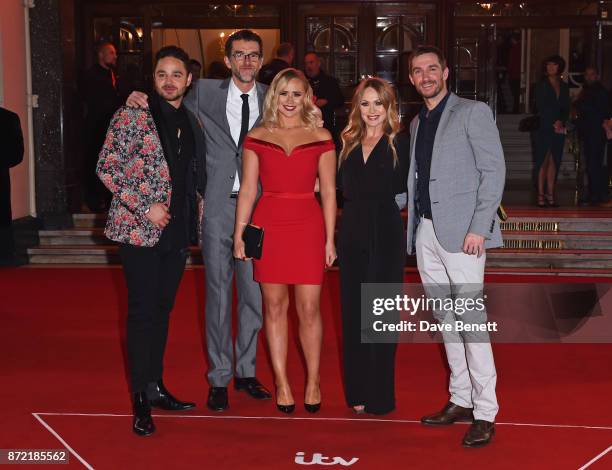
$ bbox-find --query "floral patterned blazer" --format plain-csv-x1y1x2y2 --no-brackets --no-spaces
96,106,174,247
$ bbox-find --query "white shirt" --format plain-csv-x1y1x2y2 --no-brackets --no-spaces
227,78,259,192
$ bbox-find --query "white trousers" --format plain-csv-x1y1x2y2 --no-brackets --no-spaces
416,217,499,422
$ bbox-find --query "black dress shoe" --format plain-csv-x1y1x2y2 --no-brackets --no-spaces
234,377,272,400
462,420,495,447
147,380,196,411
207,387,228,412
277,403,295,414
133,392,155,436
421,401,474,426
304,402,321,413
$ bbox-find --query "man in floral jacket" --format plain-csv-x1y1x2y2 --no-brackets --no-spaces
97,46,206,436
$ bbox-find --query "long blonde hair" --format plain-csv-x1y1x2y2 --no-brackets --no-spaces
262,68,320,129
339,77,400,166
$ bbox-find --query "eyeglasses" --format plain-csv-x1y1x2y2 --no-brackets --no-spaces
231,51,262,62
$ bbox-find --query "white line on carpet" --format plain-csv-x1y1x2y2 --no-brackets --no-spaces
578,444,612,469
32,413,94,470
32,412,612,431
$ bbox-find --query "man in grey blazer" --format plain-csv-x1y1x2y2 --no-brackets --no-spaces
128,30,271,411
406,46,505,447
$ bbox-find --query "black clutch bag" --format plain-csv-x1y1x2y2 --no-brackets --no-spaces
242,224,264,260
518,115,540,132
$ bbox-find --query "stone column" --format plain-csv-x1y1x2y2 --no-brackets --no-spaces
29,0,75,228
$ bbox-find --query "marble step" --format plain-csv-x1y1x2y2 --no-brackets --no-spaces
500,217,612,232
502,231,612,249
27,244,612,270
39,229,107,245
482,266,612,277
484,249,612,270
50,213,612,241
28,245,202,265
73,213,106,228
37,227,612,251
67,212,612,233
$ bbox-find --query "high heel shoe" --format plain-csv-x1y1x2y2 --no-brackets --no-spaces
537,194,546,207
276,385,295,414
304,385,321,413
545,194,558,207
277,403,295,414
304,402,321,413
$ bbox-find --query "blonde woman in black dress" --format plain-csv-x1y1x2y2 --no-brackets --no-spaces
338,77,409,415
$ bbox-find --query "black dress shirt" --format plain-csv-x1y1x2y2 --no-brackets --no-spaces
415,92,450,219
156,97,195,249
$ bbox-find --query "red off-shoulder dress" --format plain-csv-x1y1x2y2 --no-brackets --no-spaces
243,136,335,285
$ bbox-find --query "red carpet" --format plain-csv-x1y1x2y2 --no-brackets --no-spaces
1,267,612,469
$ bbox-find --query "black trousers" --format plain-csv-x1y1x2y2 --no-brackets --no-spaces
338,201,403,415
0,168,15,263
341,308,397,415
583,135,609,203
119,240,188,393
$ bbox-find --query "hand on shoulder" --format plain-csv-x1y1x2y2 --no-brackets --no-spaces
117,105,147,122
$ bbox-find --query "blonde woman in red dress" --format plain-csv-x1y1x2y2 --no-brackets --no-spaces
233,68,337,414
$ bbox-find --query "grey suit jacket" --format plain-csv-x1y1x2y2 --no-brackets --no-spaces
184,78,267,219
406,93,506,255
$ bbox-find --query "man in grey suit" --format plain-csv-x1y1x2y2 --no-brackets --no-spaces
406,46,505,447
128,30,271,411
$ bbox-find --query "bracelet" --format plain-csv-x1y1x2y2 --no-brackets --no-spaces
144,207,151,215
238,222,248,226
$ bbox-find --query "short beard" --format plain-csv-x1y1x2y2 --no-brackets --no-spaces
234,71,255,84
420,81,445,99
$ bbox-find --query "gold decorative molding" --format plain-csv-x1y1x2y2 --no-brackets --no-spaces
503,239,565,250
501,221,559,232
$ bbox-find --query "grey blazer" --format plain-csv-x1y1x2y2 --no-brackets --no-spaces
184,78,267,219
406,93,506,255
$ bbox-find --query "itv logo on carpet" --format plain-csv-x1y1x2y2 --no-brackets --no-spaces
295,452,359,466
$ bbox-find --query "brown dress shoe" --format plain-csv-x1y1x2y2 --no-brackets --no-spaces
462,420,495,447
421,401,474,425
